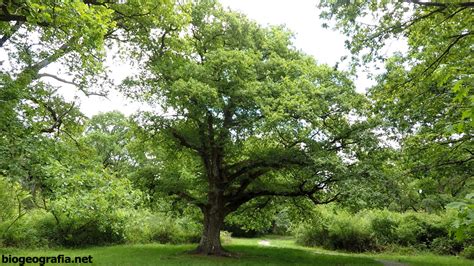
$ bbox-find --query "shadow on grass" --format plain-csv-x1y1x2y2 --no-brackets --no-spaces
90,244,380,265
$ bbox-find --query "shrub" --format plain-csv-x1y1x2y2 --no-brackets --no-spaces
272,209,293,235
368,210,400,246
294,222,329,247
460,245,474,260
294,208,460,254
295,210,377,252
395,215,426,246
325,211,377,252
124,211,201,245
430,237,462,255
41,170,144,247
0,210,53,248
395,213,447,248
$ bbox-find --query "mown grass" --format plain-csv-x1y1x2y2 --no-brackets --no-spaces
368,253,472,266
0,240,378,266
0,236,471,265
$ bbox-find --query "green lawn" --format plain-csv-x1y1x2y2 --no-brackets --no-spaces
0,237,471,265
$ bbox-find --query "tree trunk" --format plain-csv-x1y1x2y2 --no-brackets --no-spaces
193,190,228,256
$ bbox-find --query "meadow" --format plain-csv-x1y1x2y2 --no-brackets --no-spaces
1,237,471,266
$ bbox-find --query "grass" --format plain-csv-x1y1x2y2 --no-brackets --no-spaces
0,236,471,265
367,252,473,266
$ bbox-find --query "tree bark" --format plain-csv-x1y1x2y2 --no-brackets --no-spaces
193,190,228,256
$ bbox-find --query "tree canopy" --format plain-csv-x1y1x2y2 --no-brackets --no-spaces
121,0,377,255
319,0,473,231
0,0,471,257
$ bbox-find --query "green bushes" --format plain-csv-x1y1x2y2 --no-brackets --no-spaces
369,210,399,246
460,245,474,260
430,237,463,255
0,210,53,248
0,172,201,248
1,209,202,248
394,213,447,249
124,211,201,245
0,173,202,248
326,213,377,252
295,209,377,252
295,208,466,254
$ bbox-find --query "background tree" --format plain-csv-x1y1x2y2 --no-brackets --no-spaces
0,1,182,246
124,1,375,255
318,0,473,211
84,111,133,174
0,0,180,204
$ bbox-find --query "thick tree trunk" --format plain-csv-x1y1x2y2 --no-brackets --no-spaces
195,209,225,255
193,189,229,256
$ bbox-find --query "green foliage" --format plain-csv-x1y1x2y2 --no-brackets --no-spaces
368,209,400,246
0,210,53,248
446,193,474,241
295,208,377,252
84,111,134,174
0,177,29,224
393,213,448,248
2,206,202,248
123,210,201,245
123,1,376,252
431,237,463,256
460,245,474,260
319,0,473,216
295,207,463,254
319,1,473,128
48,171,143,246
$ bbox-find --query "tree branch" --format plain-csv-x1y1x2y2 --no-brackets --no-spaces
168,127,202,153
37,73,79,86
406,0,474,8
169,191,205,209
225,178,339,213
226,155,307,182
421,31,472,76
0,21,23,47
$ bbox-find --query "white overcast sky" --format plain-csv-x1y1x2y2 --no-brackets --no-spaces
70,0,375,117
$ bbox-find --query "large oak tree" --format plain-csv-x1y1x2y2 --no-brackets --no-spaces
124,1,374,255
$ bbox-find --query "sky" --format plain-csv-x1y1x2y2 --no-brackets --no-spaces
63,0,375,117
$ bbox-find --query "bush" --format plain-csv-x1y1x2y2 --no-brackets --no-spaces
1,208,133,248
294,208,462,254
295,210,378,252
368,210,400,246
460,245,474,260
124,211,201,244
2,207,202,248
272,209,293,235
55,221,126,247
1,210,53,248
430,237,462,255
395,213,448,248
148,217,196,244
395,215,426,246
325,212,377,252
294,222,329,247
